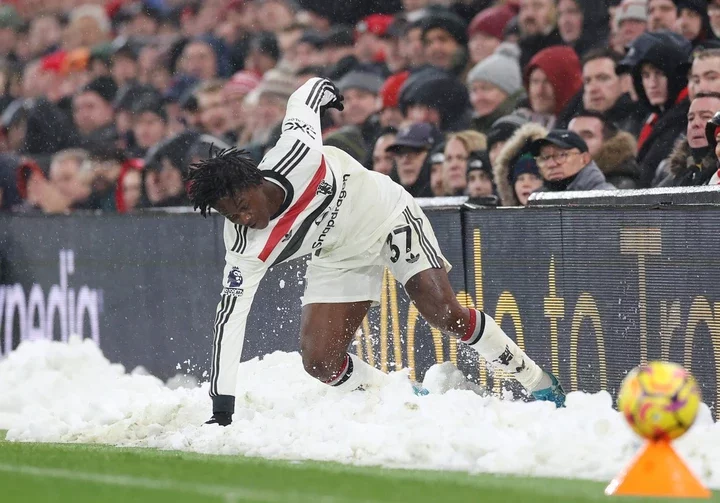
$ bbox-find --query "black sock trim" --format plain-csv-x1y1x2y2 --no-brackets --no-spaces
332,355,354,387
212,395,236,414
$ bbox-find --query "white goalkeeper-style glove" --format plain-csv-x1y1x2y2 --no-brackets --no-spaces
316,79,345,115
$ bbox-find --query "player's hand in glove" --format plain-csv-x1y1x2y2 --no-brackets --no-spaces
317,79,344,114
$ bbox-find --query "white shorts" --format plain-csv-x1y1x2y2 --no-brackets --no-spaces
302,199,451,306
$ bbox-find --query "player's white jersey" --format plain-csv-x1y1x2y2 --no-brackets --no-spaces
210,78,408,397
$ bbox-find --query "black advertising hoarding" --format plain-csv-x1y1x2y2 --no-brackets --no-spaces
460,207,720,417
1,204,719,418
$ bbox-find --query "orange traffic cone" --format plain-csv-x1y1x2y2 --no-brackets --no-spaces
606,440,711,498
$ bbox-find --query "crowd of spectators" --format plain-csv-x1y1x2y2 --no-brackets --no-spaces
1,0,720,214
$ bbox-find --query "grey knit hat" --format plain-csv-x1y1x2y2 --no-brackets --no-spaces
466,42,522,96
337,71,384,95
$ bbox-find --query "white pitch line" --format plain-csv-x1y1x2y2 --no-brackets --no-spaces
0,463,379,503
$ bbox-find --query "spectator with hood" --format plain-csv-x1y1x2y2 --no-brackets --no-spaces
73,76,118,145
522,45,583,129
487,112,530,166
420,8,470,77
83,143,133,211
386,122,440,197
245,32,281,77
494,122,547,206
619,31,692,187
517,0,564,69
399,66,472,132
142,130,204,208
129,97,168,158
466,43,525,135
3,98,78,163
114,159,144,214
378,72,409,129
467,5,517,65
674,0,717,47
656,92,720,186
556,0,610,58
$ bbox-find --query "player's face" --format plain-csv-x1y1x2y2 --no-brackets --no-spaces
215,186,272,230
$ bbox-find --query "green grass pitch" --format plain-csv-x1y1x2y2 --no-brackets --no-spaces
0,431,716,503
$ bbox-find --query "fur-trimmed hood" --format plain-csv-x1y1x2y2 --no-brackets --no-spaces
594,131,638,177
668,137,716,176
664,136,718,186
493,122,548,206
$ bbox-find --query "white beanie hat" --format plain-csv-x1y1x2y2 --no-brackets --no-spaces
466,42,522,95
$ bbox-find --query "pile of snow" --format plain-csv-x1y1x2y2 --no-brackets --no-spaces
2,337,720,485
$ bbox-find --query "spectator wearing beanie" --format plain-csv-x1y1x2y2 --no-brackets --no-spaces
245,32,280,77
494,122,548,206
323,25,356,66
522,45,583,130
466,43,525,135
336,70,384,149
379,71,409,129
466,149,495,199
238,69,297,147
675,0,717,47
73,75,118,144
618,31,692,186
399,66,472,132
428,142,446,196
129,97,168,157
467,5,516,65
486,112,530,166
420,9,470,77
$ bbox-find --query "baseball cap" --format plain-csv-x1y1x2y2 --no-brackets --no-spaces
614,0,648,29
529,130,588,157
466,150,492,176
386,123,439,152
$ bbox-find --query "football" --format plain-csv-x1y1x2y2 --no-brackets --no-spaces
617,361,701,441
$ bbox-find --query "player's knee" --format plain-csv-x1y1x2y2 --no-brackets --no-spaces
301,351,342,383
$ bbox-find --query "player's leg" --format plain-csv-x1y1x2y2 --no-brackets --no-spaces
300,262,389,390
387,203,565,406
300,301,388,389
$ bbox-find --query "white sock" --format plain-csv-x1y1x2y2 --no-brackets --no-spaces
461,309,545,391
324,353,389,390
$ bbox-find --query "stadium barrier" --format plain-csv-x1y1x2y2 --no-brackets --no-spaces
1,186,719,417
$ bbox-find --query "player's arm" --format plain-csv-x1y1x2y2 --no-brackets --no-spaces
278,77,344,152
208,254,267,410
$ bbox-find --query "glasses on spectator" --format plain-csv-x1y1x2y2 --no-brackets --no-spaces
535,150,580,166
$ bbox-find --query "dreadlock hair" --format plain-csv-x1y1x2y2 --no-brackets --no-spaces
185,147,263,217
